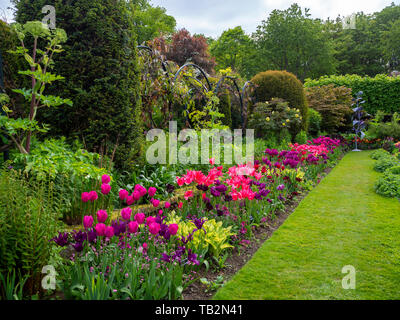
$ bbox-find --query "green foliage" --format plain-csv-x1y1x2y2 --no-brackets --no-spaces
13,0,143,170
251,70,308,131
370,149,390,160
373,155,399,173
367,115,400,141
254,4,336,81
304,84,353,134
374,172,400,198
295,130,308,144
0,169,61,297
307,108,322,137
304,74,400,115
11,137,109,221
248,98,302,142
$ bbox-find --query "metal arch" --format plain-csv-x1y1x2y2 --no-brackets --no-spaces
241,81,257,129
137,45,168,73
173,63,212,92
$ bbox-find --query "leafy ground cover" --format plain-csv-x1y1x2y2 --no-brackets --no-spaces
214,150,400,300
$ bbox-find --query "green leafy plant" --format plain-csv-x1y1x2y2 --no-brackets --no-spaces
370,149,390,160
373,155,399,172
200,276,225,293
1,21,71,154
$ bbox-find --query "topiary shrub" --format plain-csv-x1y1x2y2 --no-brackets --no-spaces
247,98,302,142
304,84,353,134
250,70,308,131
307,108,322,137
13,0,144,170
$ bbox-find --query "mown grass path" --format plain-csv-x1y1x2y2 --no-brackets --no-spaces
214,150,400,299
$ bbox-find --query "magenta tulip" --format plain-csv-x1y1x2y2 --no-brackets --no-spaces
83,215,94,229
148,187,157,197
165,201,171,209
121,207,132,221
126,195,134,206
146,216,156,226
168,224,179,236
105,226,114,238
101,183,111,195
97,210,108,223
119,189,129,201
149,222,161,235
81,192,90,203
134,212,146,224
89,191,98,202
152,199,160,208
101,174,111,184
95,223,106,236
128,221,138,233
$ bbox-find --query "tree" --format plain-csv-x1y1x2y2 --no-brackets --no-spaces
210,26,255,79
254,3,336,81
156,29,216,74
12,0,144,170
128,0,176,45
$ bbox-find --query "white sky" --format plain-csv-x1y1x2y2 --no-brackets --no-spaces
1,0,399,37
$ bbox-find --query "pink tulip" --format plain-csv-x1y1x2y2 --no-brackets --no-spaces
168,224,179,236
135,212,146,224
121,207,132,221
146,216,156,225
158,210,163,216
149,222,161,235
178,202,183,209
89,191,98,202
97,210,108,223
132,191,141,201
126,195,134,206
101,174,111,184
95,223,106,236
83,215,94,229
119,189,129,201
128,221,138,233
184,190,193,200
165,201,171,209
105,226,114,238
142,242,148,250
209,158,215,165
148,187,157,197
81,192,90,203
152,199,160,207
101,183,111,195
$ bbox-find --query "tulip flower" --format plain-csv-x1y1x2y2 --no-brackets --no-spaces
126,195,134,206
97,210,108,223
102,174,111,184
146,216,156,225
101,183,111,195
89,191,98,202
152,199,160,207
95,223,106,236
184,190,194,200
83,215,94,229
165,201,171,209
148,187,157,197
135,212,146,224
81,192,90,203
119,189,129,201
149,222,161,235
121,207,132,221
168,224,179,236
105,226,114,238
178,202,183,209
128,221,138,233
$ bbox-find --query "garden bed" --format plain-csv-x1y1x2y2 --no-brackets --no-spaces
182,157,342,300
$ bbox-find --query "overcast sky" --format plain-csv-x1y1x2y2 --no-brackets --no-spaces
1,0,398,37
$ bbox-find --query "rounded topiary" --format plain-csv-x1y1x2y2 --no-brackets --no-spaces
251,70,308,130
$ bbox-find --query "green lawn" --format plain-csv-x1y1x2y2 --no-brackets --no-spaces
214,150,400,300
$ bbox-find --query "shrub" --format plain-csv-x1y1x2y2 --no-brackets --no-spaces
367,119,400,141
295,130,308,144
371,149,390,160
247,98,302,142
304,84,353,134
374,172,400,198
307,108,322,137
304,74,400,115
251,70,308,130
0,169,61,297
13,0,144,170
373,155,399,172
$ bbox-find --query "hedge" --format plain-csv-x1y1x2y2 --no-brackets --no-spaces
304,74,400,115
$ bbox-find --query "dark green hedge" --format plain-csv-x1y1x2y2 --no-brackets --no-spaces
304,74,400,115
12,0,144,170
